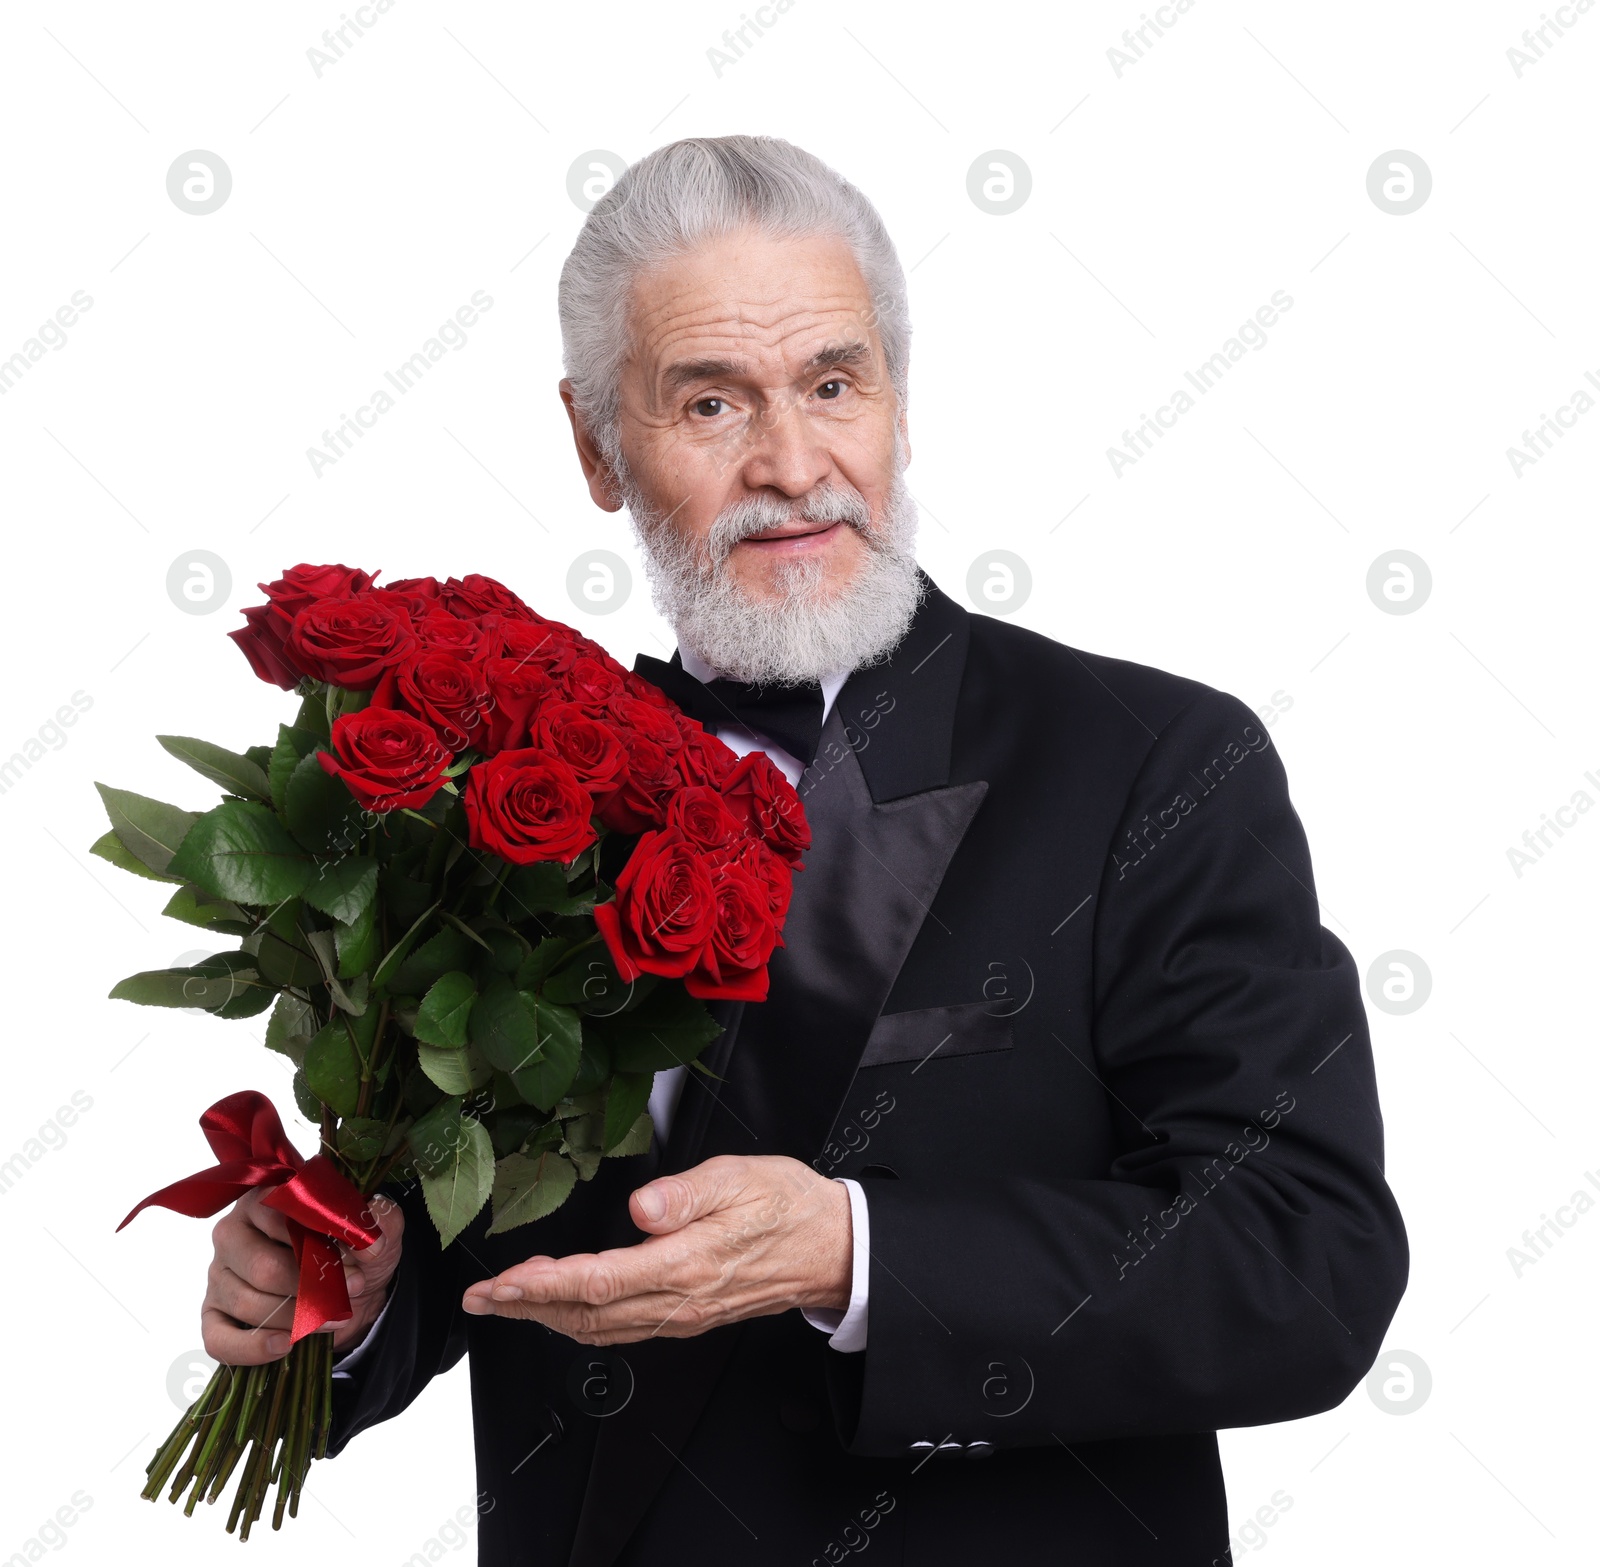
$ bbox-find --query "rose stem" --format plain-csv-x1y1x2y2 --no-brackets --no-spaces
272,1339,308,1528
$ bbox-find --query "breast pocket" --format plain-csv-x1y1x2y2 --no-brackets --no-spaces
858,1000,1015,1070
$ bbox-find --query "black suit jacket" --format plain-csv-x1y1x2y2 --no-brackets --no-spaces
331,579,1408,1566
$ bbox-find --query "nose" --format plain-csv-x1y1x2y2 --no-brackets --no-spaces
734,393,833,498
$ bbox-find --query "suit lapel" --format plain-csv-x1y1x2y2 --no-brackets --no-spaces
570,580,980,1567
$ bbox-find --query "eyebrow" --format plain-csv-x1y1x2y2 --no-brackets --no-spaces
658,339,874,396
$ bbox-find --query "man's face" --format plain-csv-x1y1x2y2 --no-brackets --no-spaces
568,228,907,604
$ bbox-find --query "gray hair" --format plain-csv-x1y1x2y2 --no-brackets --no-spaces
557,135,911,468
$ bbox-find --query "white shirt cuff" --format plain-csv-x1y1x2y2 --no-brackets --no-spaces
800,1177,869,1353
331,1294,392,1378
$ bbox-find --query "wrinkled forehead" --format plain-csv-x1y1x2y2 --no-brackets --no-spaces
623,229,885,397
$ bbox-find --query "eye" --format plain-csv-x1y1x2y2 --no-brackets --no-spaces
816,380,843,400
693,397,725,417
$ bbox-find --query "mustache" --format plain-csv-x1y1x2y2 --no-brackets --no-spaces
705,484,874,565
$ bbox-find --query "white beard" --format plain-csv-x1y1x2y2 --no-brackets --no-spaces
622,460,924,686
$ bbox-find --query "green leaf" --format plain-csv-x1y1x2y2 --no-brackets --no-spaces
90,828,184,884
168,800,314,906
416,1108,493,1247
335,895,379,979
292,1067,321,1124
569,1034,613,1098
302,859,379,924
156,735,271,802
603,1071,655,1154
511,992,584,1111
408,1095,466,1171
439,910,495,955
415,972,476,1049
284,750,362,856
500,862,570,918
417,1039,492,1095
473,924,528,976
468,976,539,1074
383,871,437,929
303,1018,362,1118
595,985,723,1074
401,1058,447,1120
561,1112,604,1182
108,952,275,1019
265,991,318,1067
294,689,332,741
94,784,199,878
607,1111,654,1159
514,936,571,993
372,901,443,993
269,725,321,812
306,929,370,1015
337,1117,389,1162
486,1148,578,1236
160,884,253,935
387,925,476,997
249,927,324,988
488,1106,545,1159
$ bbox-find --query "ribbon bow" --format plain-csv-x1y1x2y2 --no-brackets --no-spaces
119,1090,381,1344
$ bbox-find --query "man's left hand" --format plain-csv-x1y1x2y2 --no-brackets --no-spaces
459,1155,853,1345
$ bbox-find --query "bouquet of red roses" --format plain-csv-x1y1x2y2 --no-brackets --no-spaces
94,564,807,1538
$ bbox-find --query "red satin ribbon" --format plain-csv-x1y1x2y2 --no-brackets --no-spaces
119,1090,381,1345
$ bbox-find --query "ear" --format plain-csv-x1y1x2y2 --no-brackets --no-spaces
559,378,624,513
897,402,912,471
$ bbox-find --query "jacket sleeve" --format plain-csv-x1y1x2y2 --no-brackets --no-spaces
327,1178,469,1453
832,689,1409,1455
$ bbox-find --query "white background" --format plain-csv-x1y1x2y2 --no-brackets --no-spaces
1,1,1596,1562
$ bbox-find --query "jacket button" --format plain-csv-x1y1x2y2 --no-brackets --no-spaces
965,1440,995,1460
859,1164,899,1180
909,1441,936,1457
936,1440,964,1458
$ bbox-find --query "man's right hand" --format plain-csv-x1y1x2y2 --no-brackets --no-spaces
201,1187,405,1364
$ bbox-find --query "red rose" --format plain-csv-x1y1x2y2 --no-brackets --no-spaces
371,651,490,752
318,707,449,812
368,588,436,626
666,785,746,857
684,858,780,1002
566,656,623,706
463,748,596,866
442,574,533,620
597,732,677,834
594,829,717,982
286,595,417,690
674,723,739,789
229,562,376,688
481,658,555,753
721,751,810,864
384,576,442,600
493,617,582,677
608,695,683,752
263,563,376,629
529,702,628,801
230,603,303,689
623,670,675,709
414,611,486,657
739,835,794,922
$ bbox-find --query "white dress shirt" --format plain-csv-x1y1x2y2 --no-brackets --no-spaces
337,656,870,1377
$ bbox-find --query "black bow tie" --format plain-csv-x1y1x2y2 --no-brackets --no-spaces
633,654,826,768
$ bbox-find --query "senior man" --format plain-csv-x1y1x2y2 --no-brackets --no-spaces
202,136,1408,1566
